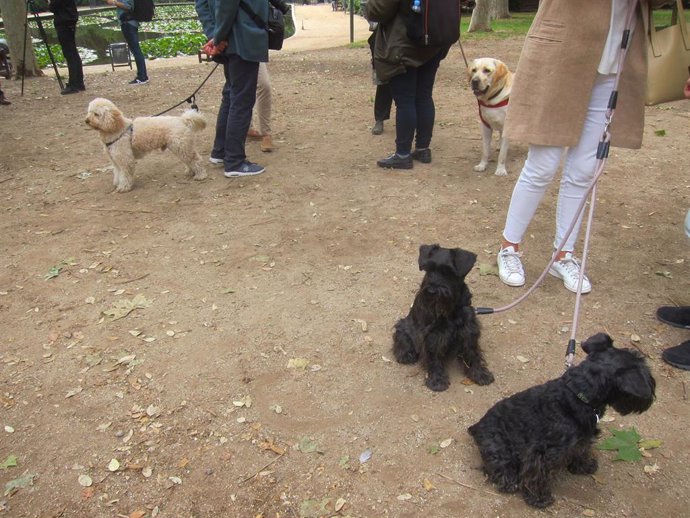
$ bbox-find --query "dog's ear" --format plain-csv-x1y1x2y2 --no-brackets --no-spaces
612,362,656,414
581,333,613,354
418,244,443,271
493,59,507,83
451,248,477,278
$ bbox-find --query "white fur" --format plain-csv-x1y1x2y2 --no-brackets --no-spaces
85,97,207,192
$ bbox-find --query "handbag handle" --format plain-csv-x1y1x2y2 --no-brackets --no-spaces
648,0,690,58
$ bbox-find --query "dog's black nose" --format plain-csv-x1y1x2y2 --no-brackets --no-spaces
471,78,480,88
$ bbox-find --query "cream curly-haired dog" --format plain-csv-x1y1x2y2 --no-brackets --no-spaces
85,97,207,192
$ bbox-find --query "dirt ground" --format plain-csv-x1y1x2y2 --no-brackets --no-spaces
1,5,689,518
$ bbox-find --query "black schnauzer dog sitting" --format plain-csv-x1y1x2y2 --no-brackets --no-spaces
393,244,494,391
468,333,655,508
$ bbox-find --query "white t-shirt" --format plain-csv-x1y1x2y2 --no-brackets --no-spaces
598,0,638,74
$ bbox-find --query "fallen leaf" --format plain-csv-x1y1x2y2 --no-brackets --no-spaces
142,466,153,478
65,386,83,399
298,437,320,454
397,493,413,501
78,474,92,487
638,439,662,450
582,510,596,517
4,472,36,496
169,476,182,485
654,129,666,137
129,510,146,518
102,294,152,320
423,478,435,491
516,355,530,363
0,455,17,470
3,426,14,433
630,334,641,343
479,263,499,277
643,463,660,475
335,497,346,512
287,358,309,369
232,395,252,408
440,438,453,449
107,459,120,472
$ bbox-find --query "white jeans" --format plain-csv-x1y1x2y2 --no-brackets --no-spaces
502,73,616,252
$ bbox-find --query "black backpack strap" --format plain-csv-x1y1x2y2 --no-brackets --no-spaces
239,1,267,30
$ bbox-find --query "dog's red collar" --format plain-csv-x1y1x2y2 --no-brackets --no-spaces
477,98,510,129
105,124,133,147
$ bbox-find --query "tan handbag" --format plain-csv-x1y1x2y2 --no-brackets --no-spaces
646,0,690,105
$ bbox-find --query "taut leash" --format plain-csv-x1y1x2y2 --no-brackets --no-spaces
153,62,220,117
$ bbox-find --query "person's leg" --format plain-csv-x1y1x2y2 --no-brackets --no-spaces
388,67,418,157
211,62,232,161
223,55,260,171
56,24,84,89
497,145,563,287
374,84,392,122
121,22,148,81
502,145,564,247
554,74,616,254
413,50,443,151
255,63,273,151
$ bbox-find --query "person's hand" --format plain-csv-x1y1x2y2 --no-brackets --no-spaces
684,77,690,100
202,39,215,56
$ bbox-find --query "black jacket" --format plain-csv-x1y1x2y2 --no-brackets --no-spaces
49,0,79,27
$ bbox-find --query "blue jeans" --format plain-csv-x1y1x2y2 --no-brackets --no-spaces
120,22,147,81
388,50,445,155
212,55,260,170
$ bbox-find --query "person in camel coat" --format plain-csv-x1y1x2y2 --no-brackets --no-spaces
495,0,673,294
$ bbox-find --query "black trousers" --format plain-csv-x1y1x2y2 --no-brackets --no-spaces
56,24,84,88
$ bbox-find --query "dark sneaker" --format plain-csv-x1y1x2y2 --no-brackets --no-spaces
377,153,413,170
371,120,384,135
662,340,690,370
656,306,690,329
0,96,10,105
411,148,432,163
129,78,149,85
224,161,265,178
61,86,81,95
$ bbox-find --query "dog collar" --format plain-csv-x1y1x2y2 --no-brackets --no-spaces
105,124,133,147
477,98,509,129
564,379,601,423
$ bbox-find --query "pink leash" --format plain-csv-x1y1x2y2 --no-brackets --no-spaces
475,1,640,369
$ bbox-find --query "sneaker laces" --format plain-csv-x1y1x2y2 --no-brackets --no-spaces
556,255,586,279
499,248,524,275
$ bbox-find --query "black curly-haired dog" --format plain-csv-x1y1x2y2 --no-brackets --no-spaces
393,244,494,391
468,333,655,508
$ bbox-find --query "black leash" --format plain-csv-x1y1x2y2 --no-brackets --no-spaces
153,62,220,116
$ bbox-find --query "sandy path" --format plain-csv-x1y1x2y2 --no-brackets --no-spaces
78,4,371,76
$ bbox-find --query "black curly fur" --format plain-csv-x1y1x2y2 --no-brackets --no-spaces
468,333,656,508
393,244,494,392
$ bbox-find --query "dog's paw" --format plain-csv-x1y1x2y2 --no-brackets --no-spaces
494,166,508,177
425,374,450,392
474,162,488,172
193,170,208,181
394,348,419,364
568,456,598,475
523,492,555,509
467,367,494,386
115,183,133,193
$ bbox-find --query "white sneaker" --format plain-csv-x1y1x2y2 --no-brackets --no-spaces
497,246,525,287
549,252,592,294
209,156,223,165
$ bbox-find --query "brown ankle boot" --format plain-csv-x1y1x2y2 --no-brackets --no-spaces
260,134,273,152
247,128,262,140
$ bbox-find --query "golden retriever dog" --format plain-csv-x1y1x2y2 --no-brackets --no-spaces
85,98,207,192
468,58,514,177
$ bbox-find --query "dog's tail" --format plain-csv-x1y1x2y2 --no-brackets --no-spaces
182,110,206,131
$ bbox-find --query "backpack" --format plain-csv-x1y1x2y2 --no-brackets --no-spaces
240,2,286,51
128,0,155,23
405,0,461,47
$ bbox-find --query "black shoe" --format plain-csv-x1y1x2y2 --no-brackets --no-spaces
662,340,690,370
411,148,432,163
372,120,384,135
377,153,413,170
61,86,81,95
656,306,690,329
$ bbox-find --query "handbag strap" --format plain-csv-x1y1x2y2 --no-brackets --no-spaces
648,0,690,56
240,1,268,31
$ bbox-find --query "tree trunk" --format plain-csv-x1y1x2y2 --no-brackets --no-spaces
468,0,492,32
490,0,510,20
0,0,43,78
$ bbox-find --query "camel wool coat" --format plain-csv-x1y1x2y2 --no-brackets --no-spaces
504,0,667,150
